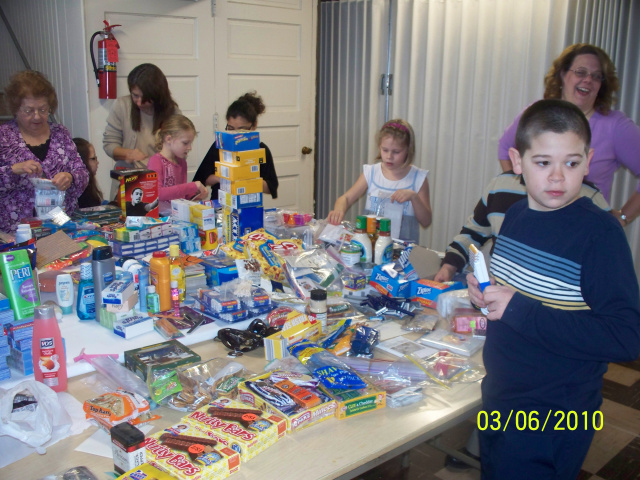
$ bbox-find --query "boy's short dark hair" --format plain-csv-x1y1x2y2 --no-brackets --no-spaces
515,99,591,156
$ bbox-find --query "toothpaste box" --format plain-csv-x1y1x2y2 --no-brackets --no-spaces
219,178,263,196
102,277,136,305
218,190,263,210
184,398,287,463
219,148,266,167
144,422,240,480
237,372,337,433
215,131,260,151
369,264,412,298
113,314,154,339
410,279,465,308
215,163,261,182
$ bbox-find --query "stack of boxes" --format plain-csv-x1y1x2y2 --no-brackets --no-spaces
6,320,33,376
215,131,265,243
102,274,153,339
170,200,218,254
0,294,11,380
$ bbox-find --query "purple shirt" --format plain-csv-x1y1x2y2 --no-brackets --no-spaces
498,108,640,203
0,120,89,232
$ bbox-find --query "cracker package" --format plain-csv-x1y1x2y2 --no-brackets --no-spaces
145,422,240,480
83,388,150,432
184,398,287,462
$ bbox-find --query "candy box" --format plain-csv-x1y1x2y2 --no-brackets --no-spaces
145,422,240,480
263,310,322,361
410,279,465,309
116,464,176,480
218,148,266,167
369,264,412,298
183,398,287,462
124,340,201,382
215,131,260,151
320,382,386,420
237,372,337,433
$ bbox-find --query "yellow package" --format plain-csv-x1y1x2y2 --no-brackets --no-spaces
117,464,176,480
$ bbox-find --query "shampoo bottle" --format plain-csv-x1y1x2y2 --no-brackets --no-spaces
32,304,67,392
169,244,186,302
351,215,373,264
374,218,393,264
0,249,40,320
76,262,96,320
55,273,74,315
92,246,116,323
149,251,171,312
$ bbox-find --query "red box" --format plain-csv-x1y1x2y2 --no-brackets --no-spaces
112,169,159,218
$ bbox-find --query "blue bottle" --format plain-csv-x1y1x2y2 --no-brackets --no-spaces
138,267,149,313
77,262,96,320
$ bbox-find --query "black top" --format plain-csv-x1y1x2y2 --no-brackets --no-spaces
27,139,50,161
192,141,279,199
77,187,103,208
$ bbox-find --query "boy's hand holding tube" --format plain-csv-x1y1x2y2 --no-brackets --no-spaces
466,273,516,321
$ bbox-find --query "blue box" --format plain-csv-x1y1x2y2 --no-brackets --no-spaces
224,207,264,242
218,190,263,210
369,265,412,298
215,130,260,151
201,258,239,287
410,279,465,308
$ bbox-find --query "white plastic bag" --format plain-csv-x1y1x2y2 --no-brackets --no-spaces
0,380,72,454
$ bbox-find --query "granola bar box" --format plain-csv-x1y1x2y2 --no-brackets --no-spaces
124,339,201,382
237,371,337,433
145,422,240,480
183,397,287,462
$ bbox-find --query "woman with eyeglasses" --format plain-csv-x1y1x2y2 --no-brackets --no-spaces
498,43,640,226
73,137,104,208
192,91,279,200
0,70,89,232
103,63,180,199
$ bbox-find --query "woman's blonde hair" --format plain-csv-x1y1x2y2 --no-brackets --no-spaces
543,43,619,115
375,119,416,165
154,114,197,151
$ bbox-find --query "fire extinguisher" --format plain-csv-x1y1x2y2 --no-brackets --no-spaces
90,20,121,99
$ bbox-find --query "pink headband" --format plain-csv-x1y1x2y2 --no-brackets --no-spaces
384,122,410,134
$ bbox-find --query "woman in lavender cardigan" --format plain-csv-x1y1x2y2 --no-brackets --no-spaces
0,70,88,232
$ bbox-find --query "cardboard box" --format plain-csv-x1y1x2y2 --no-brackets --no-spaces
215,163,261,182
190,204,216,231
218,190,263,210
102,277,136,305
106,292,139,313
109,234,180,257
219,148,266,167
410,279,465,308
237,372,337,433
171,198,199,222
263,310,322,361
321,383,386,420
113,314,153,339
215,131,260,151
369,265,412,298
199,229,218,250
172,221,199,241
124,340,201,382
223,207,264,242
144,422,240,480
184,398,287,463
201,258,238,287
111,169,159,218
219,178,263,196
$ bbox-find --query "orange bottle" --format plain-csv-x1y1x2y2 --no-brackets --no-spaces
149,251,171,312
32,304,67,392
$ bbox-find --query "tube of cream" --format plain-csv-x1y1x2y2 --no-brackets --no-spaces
56,273,74,315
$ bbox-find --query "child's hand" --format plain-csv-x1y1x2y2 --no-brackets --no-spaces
327,209,345,225
193,181,208,201
390,189,417,204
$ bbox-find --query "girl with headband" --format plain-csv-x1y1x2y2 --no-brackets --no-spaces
327,119,432,241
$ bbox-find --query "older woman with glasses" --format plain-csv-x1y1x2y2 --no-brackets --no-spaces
193,91,279,200
498,43,640,226
0,70,89,232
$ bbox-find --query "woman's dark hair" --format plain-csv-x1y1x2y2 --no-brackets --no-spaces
226,91,265,127
5,70,58,116
543,43,619,115
127,63,178,132
73,137,103,204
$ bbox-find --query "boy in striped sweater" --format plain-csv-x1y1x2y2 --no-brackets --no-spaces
468,99,640,479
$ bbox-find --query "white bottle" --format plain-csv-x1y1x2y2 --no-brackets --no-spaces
351,215,373,263
374,218,393,265
15,224,32,244
55,273,74,315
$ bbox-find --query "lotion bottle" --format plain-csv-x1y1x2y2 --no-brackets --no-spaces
32,304,67,392
55,273,74,315
374,218,393,264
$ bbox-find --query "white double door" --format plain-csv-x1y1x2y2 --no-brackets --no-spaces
85,0,316,211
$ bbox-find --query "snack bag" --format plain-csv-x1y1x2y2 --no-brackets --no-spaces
83,388,150,431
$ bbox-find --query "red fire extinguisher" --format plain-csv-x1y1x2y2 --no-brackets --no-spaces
90,21,121,99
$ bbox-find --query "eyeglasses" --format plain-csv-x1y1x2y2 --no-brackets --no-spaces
225,123,252,131
19,106,50,117
569,68,604,83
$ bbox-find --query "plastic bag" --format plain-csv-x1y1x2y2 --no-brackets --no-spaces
0,380,72,454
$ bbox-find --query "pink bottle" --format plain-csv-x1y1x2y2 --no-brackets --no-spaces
32,305,67,392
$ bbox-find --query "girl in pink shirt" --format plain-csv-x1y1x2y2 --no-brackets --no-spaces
147,115,207,215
